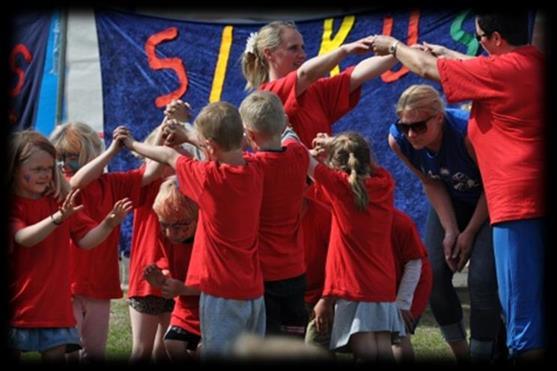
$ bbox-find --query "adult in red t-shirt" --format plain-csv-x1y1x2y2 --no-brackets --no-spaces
372,12,545,359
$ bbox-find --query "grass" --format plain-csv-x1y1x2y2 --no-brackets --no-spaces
21,286,471,363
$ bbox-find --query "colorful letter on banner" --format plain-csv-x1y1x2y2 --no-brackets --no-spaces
319,16,355,77
380,10,420,83
9,13,51,132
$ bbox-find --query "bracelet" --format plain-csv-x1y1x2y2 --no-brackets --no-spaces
50,213,63,226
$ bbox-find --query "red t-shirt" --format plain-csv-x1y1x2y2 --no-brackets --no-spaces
175,155,264,300
252,140,309,281
302,197,332,305
391,209,433,318
157,239,200,336
314,164,397,302
70,170,142,299
260,67,361,148
9,196,96,327
438,46,545,224
127,179,166,298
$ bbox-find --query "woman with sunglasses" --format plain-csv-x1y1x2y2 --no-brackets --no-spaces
388,84,502,363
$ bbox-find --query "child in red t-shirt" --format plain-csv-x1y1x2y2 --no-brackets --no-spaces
115,101,265,359
49,121,157,362
307,132,404,362
142,176,201,360
239,91,309,337
7,130,131,362
390,209,433,362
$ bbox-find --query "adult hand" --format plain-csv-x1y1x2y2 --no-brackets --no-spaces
442,230,458,272
422,42,447,57
371,35,398,56
454,229,474,272
343,35,375,55
400,309,415,334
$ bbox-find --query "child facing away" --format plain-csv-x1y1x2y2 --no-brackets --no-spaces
143,176,201,360
238,91,310,338
49,121,159,362
307,132,405,362
114,101,266,359
390,209,433,362
7,130,132,362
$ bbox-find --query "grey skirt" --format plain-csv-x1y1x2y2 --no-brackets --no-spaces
329,300,405,350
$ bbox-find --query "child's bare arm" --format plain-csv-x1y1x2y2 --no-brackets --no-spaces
14,189,84,247
77,197,133,249
114,126,181,169
70,136,122,190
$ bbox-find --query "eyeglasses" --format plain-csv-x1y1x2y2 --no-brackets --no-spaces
475,32,489,42
395,114,436,135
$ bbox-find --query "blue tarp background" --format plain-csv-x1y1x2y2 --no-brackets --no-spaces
8,13,51,132
95,8,483,256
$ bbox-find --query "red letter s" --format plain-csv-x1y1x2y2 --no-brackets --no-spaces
145,27,188,108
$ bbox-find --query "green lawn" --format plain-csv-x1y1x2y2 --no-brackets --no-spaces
22,287,470,363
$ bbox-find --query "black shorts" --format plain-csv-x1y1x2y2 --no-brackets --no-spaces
164,326,201,351
264,274,308,336
127,295,174,315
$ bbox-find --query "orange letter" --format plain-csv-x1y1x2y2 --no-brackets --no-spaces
10,44,32,97
381,10,420,83
145,27,188,108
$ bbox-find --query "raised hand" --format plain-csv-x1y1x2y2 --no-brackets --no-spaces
57,188,85,222
105,197,133,228
164,99,192,123
344,35,375,55
162,119,191,147
112,125,134,149
371,35,398,56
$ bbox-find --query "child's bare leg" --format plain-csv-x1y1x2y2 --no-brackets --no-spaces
152,314,171,362
129,307,159,362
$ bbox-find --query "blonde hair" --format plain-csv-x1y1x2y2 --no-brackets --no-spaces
153,176,198,222
327,132,375,211
239,91,286,137
241,21,298,91
194,102,244,151
8,130,69,199
396,84,444,117
49,122,104,167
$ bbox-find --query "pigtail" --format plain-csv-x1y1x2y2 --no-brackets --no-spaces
347,152,369,211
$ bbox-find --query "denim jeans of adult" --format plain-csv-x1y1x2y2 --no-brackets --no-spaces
425,202,501,347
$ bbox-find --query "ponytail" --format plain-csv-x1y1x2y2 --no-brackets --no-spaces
347,152,369,210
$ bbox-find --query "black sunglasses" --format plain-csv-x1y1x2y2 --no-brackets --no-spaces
395,114,436,135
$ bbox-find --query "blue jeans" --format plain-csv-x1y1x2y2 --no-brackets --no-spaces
425,202,501,344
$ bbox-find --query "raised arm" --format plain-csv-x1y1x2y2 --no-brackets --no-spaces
77,197,133,249
114,126,182,170
14,189,84,247
372,35,441,81
349,54,398,92
297,36,374,96
69,137,121,189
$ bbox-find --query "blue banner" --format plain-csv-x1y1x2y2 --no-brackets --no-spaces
9,13,52,132
96,8,481,248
